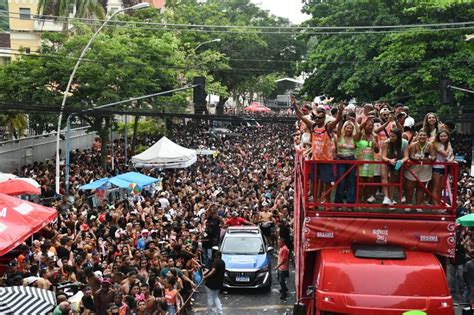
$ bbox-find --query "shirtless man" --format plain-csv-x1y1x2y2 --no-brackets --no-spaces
258,206,275,245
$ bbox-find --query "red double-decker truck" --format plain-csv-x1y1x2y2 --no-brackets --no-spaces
293,148,458,315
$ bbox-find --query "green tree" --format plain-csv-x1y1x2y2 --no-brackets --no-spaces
0,0,8,32
0,22,187,168
164,0,304,114
301,0,474,114
0,114,27,139
37,0,106,31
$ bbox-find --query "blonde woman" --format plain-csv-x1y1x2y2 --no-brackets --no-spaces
404,130,435,211
335,117,360,205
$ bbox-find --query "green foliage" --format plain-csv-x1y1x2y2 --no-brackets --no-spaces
0,0,8,32
164,0,305,105
301,0,474,115
0,18,189,138
117,119,164,138
38,0,105,19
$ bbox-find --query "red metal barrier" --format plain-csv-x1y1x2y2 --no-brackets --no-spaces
303,159,459,217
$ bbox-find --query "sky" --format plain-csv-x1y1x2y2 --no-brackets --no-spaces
250,0,310,24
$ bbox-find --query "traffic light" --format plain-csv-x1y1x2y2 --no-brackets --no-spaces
440,80,453,105
193,77,207,114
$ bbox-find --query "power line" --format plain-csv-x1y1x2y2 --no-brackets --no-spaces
3,9,474,31
2,11,474,36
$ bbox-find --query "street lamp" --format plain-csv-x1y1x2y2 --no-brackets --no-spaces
55,2,150,194
194,38,221,51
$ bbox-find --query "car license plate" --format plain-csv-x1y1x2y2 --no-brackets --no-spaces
235,276,250,282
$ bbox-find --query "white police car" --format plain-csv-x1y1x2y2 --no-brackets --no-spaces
218,226,273,289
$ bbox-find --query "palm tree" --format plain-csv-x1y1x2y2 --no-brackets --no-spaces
0,114,27,139
37,0,106,20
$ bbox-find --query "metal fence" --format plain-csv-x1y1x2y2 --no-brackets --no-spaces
0,127,97,173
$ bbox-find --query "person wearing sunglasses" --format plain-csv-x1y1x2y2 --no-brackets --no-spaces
292,96,344,206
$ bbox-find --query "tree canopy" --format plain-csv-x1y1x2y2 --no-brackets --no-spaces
301,0,474,115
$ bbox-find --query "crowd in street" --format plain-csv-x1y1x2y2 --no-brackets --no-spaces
1,99,474,313
2,121,294,314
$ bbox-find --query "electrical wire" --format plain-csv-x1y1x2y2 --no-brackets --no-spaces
3,9,474,31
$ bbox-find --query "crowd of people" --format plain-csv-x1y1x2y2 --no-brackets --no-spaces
1,121,294,314
292,98,471,212
1,98,473,313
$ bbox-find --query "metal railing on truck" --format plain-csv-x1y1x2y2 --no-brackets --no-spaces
302,159,459,218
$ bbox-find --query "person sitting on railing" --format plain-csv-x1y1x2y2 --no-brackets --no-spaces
404,130,435,212
381,128,409,206
334,115,360,206
422,112,442,143
356,115,379,203
432,129,455,207
292,95,344,204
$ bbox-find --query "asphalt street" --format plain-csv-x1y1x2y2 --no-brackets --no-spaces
191,257,295,315
190,260,471,315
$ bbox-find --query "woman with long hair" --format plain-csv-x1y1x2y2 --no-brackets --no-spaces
334,117,360,205
381,128,409,207
422,112,441,142
432,130,454,207
356,118,379,203
404,130,435,211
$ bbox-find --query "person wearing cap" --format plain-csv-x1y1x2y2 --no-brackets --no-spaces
225,211,255,226
403,106,415,128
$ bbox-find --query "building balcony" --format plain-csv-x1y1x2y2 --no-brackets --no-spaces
33,17,68,32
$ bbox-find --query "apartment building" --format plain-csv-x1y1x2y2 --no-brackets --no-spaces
4,0,165,61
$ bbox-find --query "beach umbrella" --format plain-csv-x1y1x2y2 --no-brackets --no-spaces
456,213,474,227
0,178,41,196
0,193,57,256
0,286,56,314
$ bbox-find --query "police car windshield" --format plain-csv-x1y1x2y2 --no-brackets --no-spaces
222,236,264,255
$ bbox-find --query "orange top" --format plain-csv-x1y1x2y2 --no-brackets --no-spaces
165,288,178,306
375,122,393,159
311,125,334,161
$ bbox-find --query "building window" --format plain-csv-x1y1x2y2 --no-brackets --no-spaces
19,8,31,20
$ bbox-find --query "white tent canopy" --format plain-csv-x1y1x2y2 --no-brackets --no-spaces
131,136,197,169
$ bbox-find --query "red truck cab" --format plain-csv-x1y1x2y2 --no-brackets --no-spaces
293,150,458,315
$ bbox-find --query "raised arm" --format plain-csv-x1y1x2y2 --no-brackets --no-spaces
291,96,313,129
327,102,344,131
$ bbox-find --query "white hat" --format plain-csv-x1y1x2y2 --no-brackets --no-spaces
380,108,390,114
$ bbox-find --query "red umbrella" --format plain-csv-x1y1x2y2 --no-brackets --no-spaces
0,179,41,196
0,193,57,256
244,102,271,113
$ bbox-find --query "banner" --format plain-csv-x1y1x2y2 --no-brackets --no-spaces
303,217,456,258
